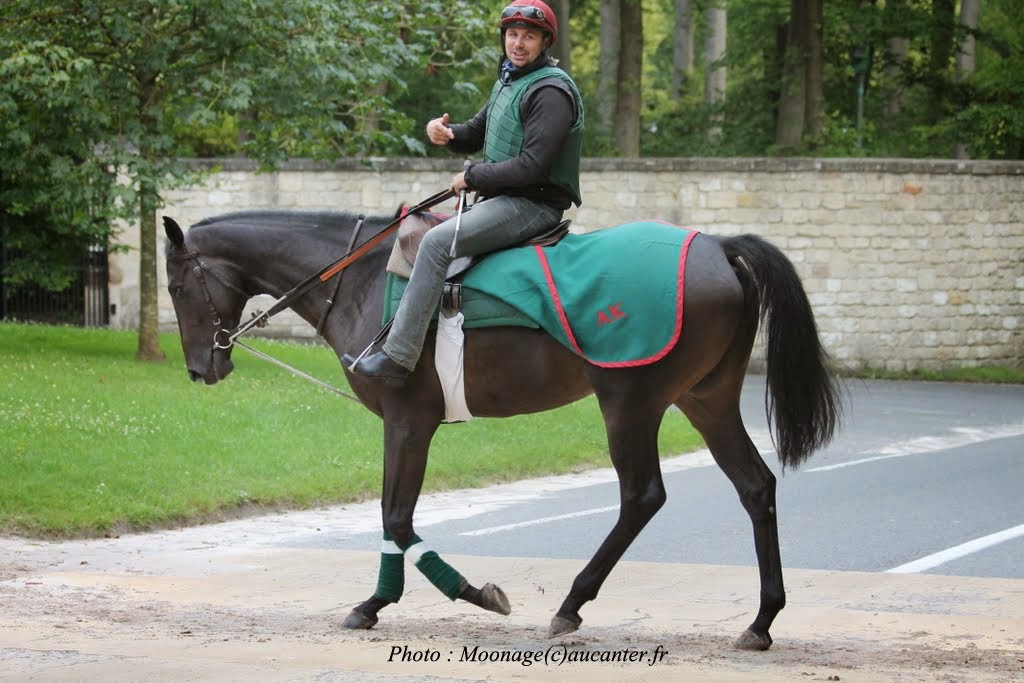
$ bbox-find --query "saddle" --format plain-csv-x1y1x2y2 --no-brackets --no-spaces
385,204,571,283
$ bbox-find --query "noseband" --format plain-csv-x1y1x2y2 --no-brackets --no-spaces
170,233,249,349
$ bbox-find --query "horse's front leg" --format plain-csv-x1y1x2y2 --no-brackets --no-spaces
343,411,510,629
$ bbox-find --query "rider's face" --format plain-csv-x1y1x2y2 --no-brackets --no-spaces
504,26,546,68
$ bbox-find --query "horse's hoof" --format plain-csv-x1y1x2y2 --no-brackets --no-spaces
548,613,582,638
342,609,378,630
734,628,772,651
481,583,511,616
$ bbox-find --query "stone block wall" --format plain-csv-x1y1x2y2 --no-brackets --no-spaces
111,157,1024,372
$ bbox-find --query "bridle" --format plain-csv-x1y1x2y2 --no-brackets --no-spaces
169,233,247,344
167,188,456,402
170,229,365,402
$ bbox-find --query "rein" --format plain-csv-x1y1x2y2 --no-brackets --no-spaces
224,187,454,346
179,188,456,401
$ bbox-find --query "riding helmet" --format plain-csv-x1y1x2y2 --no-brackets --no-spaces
500,1,558,46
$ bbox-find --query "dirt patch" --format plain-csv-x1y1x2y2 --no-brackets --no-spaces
1,501,1021,683
2,560,1021,682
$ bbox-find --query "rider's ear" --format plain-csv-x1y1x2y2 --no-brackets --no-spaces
163,216,185,248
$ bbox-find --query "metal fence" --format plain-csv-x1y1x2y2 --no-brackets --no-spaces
0,243,109,327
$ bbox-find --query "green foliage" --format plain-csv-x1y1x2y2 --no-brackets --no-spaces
952,0,1024,158
0,39,129,289
4,0,1024,304
0,323,704,537
574,0,1024,159
0,0,495,295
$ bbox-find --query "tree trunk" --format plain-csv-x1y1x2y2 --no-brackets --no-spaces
615,0,643,156
136,79,166,363
136,178,165,362
775,0,809,150
927,0,956,124
804,0,824,141
955,0,980,74
884,34,909,121
704,4,727,139
954,0,981,158
597,0,621,134
673,0,695,97
357,80,390,155
549,0,572,73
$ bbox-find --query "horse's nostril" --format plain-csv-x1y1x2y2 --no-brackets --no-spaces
188,370,203,382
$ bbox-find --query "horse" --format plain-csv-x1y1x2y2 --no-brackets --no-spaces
163,205,841,650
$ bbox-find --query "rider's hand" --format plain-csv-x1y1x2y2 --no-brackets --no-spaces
451,171,469,193
426,113,455,146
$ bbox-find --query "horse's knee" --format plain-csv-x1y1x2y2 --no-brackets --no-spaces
383,517,415,549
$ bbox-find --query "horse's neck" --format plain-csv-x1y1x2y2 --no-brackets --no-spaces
200,216,390,349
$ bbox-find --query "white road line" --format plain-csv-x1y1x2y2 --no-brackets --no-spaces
886,523,1024,574
459,505,620,537
807,422,1024,472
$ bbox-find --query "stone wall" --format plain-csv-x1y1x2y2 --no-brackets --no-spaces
112,157,1024,371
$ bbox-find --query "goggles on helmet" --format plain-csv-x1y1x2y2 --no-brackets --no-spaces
501,5,547,22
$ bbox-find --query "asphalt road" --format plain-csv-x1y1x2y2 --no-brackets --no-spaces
314,376,1024,580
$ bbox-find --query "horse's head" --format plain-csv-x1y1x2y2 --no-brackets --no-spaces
163,216,248,384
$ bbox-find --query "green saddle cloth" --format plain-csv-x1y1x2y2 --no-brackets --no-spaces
383,221,698,367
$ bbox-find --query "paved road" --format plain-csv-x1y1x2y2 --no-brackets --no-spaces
311,377,1024,579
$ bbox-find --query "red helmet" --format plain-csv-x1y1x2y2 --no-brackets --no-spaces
500,1,558,46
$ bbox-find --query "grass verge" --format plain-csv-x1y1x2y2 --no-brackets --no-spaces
848,365,1024,384
0,323,703,538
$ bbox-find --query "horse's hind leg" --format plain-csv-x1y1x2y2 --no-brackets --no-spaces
550,393,667,637
677,389,784,651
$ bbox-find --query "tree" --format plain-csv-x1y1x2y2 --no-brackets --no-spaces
883,0,911,125
804,0,824,141
776,0,809,149
597,0,622,136
615,0,644,156
928,0,957,125
673,0,696,98
2,1,489,358
954,0,981,158
0,41,127,294
705,3,727,138
775,0,823,151
549,0,573,73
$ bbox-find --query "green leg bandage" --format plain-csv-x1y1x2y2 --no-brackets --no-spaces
372,532,405,603
402,534,467,601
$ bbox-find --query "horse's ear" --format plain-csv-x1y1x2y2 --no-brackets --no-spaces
163,216,185,248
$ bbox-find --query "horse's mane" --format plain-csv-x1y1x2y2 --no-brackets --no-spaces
191,209,395,233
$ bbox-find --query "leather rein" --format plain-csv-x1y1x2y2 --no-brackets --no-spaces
174,188,456,401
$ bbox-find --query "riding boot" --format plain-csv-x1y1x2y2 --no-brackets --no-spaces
343,350,411,382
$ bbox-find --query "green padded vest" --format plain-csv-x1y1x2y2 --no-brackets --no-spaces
483,66,584,206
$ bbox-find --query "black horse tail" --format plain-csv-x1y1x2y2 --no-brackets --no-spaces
721,234,843,469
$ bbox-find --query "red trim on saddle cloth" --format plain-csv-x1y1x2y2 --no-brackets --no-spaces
533,226,697,368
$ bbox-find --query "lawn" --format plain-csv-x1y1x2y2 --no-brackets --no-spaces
0,323,704,538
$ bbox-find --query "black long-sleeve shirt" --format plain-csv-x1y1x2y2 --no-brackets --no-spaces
445,60,579,210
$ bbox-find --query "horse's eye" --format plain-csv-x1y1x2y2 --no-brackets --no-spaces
173,286,185,298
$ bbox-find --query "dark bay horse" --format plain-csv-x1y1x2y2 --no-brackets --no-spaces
163,207,841,649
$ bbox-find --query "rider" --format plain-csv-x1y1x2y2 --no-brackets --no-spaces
344,0,584,382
